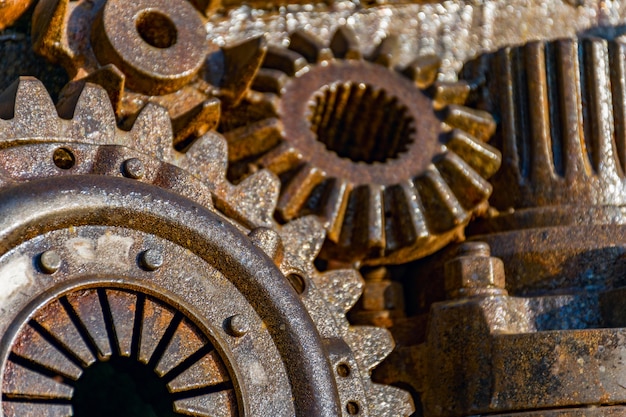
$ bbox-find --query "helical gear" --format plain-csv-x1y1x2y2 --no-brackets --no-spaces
0,77,414,417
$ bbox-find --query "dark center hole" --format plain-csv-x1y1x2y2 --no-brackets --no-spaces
72,356,177,417
308,82,415,164
136,11,177,49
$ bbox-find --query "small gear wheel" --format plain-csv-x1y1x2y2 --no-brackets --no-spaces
220,26,502,265
31,0,267,149
0,78,414,416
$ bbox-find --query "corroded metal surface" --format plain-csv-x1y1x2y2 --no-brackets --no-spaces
0,78,413,416
31,0,267,148
6,0,626,416
221,27,500,265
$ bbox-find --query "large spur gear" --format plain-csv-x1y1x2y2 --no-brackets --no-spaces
0,77,413,416
220,26,502,265
31,0,267,149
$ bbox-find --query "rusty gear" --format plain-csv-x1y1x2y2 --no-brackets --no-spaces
0,77,413,416
220,26,501,265
464,37,626,229
31,0,267,148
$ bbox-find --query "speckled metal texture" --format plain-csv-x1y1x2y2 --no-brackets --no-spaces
0,77,413,416
220,26,500,265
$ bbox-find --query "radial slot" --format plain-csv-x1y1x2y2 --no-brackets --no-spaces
309,83,415,163
1,287,236,417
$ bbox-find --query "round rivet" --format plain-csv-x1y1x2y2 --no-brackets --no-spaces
122,158,145,179
225,314,249,337
139,249,163,271
38,250,61,274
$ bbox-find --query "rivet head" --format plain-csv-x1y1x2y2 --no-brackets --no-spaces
139,249,163,271
225,314,249,337
38,250,61,274
122,158,145,179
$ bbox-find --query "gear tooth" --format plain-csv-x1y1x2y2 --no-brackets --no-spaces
553,39,591,182
330,26,362,60
263,45,308,77
83,65,126,116
65,82,118,145
0,77,62,139
224,117,283,163
398,180,430,241
432,80,471,110
180,131,228,189
252,68,289,95
322,179,352,243
248,227,284,265
288,29,333,63
445,129,502,178
32,0,69,64
226,169,281,228
347,326,394,371
258,141,303,175
279,216,326,266
611,39,626,174
370,35,400,68
383,184,423,254
171,98,221,151
130,102,175,161
219,35,268,106
403,54,441,88
524,41,559,181
316,269,363,312
443,104,496,143
365,185,386,256
415,167,469,233
582,38,621,178
366,383,416,417
435,152,493,210
338,185,385,257
277,163,326,221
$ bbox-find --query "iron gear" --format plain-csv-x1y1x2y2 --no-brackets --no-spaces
0,77,414,416
31,0,267,149
220,26,502,265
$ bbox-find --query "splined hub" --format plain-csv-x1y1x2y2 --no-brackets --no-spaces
221,27,502,265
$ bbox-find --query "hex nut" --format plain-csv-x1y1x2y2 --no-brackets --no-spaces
444,242,506,298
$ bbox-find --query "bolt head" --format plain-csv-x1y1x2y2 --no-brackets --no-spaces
225,314,249,337
122,158,145,179
139,249,163,271
38,250,61,274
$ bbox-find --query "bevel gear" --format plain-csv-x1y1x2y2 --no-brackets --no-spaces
0,77,413,416
31,0,266,149
220,26,502,265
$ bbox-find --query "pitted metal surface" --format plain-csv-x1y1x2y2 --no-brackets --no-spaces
6,1,626,416
221,26,500,265
0,78,413,417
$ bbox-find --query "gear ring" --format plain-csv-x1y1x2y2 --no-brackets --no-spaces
221,27,502,264
32,0,267,148
0,77,414,416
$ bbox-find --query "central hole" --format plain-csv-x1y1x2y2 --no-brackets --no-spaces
136,11,177,49
72,356,176,417
308,83,415,164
